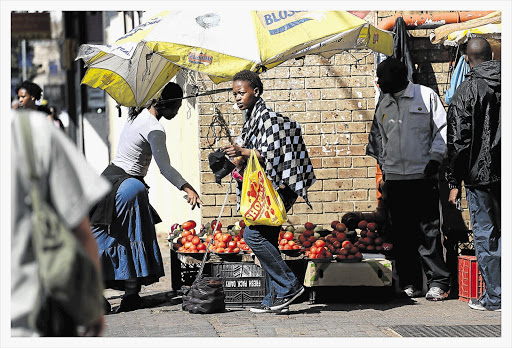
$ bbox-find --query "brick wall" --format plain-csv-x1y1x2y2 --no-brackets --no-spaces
196,10,471,229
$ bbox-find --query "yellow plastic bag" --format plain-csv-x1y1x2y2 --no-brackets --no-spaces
240,150,287,227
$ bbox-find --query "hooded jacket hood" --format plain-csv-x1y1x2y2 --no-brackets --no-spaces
466,60,501,87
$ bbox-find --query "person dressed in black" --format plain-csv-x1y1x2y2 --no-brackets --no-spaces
446,38,501,311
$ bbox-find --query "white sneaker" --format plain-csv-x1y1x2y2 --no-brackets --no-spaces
403,285,422,298
468,298,501,311
249,303,289,313
425,286,449,301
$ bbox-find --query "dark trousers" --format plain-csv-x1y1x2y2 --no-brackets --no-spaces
466,183,501,309
386,179,451,291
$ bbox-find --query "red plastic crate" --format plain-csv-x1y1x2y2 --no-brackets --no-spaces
458,255,485,302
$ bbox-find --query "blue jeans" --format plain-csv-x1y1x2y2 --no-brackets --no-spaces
244,224,302,306
466,183,501,310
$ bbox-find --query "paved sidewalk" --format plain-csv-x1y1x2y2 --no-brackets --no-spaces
102,236,504,341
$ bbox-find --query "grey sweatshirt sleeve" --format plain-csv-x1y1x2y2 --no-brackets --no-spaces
147,129,188,190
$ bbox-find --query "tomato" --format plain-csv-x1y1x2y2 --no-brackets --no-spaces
279,238,288,246
292,245,301,250
185,234,194,242
283,244,292,250
211,220,222,230
233,235,242,242
216,241,226,249
197,243,206,251
191,236,200,245
215,232,223,242
227,241,237,249
222,234,232,243
314,239,326,248
178,246,186,252
288,240,296,246
189,228,196,236
182,220,196,230
181,230,191,238
216,247,225,253
283,232,294,241
184,242,193,249
233,247,240,253
342,241,352,250
206,235,213,243
188,244,197,252
310,246,318,254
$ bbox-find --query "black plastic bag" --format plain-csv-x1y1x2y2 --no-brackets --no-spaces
181,277,225,314
208,149,236,184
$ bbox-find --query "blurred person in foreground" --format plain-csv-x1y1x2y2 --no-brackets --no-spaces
11,109,111,336
89,82,202,313
446,37,501,311
222,70,316,313
374,57,451,301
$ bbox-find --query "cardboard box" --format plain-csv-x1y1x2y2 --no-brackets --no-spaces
303,258,392,287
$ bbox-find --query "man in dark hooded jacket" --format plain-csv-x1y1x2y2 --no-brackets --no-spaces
446,37,501,311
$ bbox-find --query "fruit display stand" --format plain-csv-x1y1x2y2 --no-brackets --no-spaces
169,246,255,291
303,254,393,304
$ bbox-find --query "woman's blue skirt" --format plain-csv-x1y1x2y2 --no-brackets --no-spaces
93,178,164,290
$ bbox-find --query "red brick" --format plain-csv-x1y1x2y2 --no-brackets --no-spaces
338,168,367,178
321,110,352,123
337,99,367,111
305,77,336,89
319,65,351,77
321,88,352,100
304,123,336,134
313,168,338,180
290,66,320,78
354,201,378,211
291,89,321,101
323,179,353,191
307,100,337,111
322,157,352,168
338,190,368,201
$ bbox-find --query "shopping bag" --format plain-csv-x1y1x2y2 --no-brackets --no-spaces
240,150,287,226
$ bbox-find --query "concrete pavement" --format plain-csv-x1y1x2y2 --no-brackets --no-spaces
102,235,505,343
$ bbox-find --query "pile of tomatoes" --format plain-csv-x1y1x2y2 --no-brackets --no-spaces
176,221,208,253
175,219,252,254
304,239,334,259
278,231,301,251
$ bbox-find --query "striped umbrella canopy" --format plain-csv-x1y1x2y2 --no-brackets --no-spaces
77,10,393,108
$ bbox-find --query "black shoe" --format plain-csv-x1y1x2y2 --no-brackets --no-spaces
103,296,112,315
269,287,304,311
115,294,143,313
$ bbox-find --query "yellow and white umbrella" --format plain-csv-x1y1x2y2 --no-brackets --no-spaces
77,10,393,108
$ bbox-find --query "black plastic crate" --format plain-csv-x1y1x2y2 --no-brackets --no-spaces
169,249,211,291
210,262,266,307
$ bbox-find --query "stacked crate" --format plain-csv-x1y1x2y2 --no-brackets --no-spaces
458,255,485,302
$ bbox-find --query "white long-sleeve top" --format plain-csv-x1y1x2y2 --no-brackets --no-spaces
376,82,447,180
112,108,188,189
